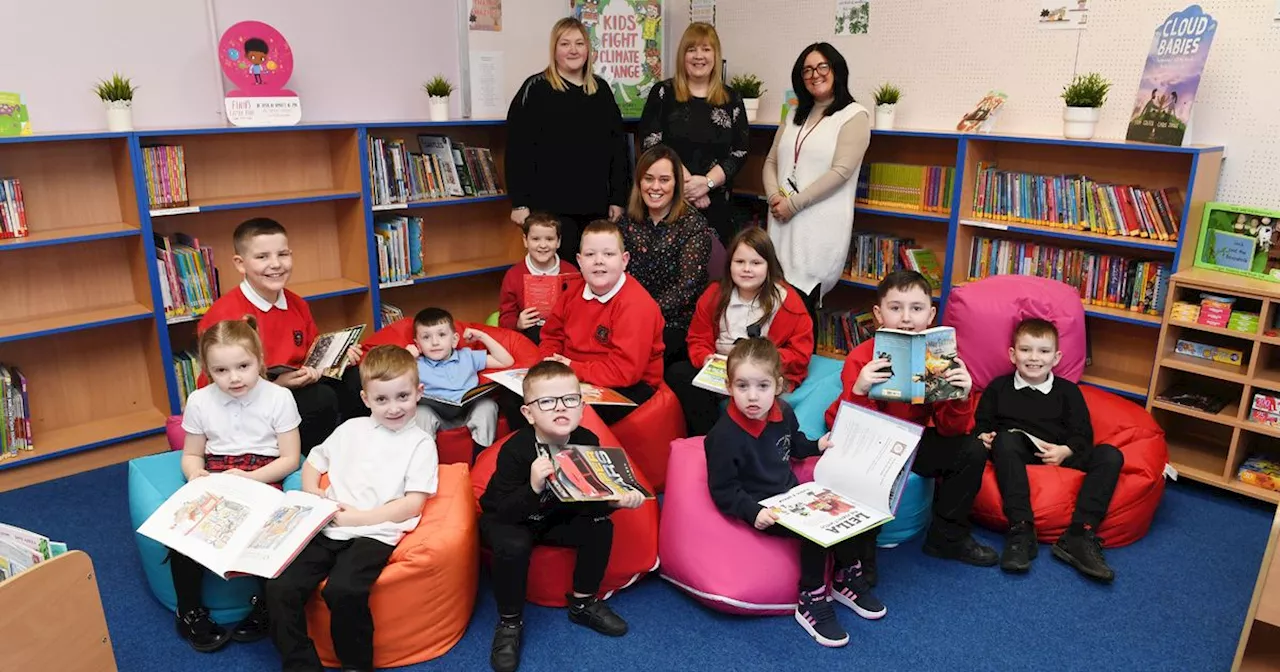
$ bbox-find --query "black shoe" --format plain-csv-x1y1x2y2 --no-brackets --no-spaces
923,535,999,567
230,595,270,643
1052,526,1115,583
490,619,523,672
567,595,628,637
174,607,232,653
1000,521,1039,573
831,563,886,620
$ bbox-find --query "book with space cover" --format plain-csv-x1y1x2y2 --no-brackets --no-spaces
137,473,339,580
869,326,966,404
266,324,366,381
760,401,924,547
484,368,637,406
420,382,501,408
537,443,653,502
692,355,728,395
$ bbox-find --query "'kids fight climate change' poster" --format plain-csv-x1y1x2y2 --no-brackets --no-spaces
571,0,663,118
1124,5,1217,146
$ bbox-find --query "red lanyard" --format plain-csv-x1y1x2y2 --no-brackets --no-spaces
793,116,824,164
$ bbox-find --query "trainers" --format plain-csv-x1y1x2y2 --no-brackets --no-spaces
567,595,628,637
174,607,231,653
1000,521,1039,573
794,586,849,647
923,535,999,567
489,619,523,672
832,564,886,620
230,595,270,643
1052,525,1115,583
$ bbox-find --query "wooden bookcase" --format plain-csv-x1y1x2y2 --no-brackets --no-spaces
1147,268,1280,504
737,124,1224,405
1234,504,1280,671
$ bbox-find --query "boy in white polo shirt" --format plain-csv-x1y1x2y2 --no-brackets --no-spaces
265,345,439,672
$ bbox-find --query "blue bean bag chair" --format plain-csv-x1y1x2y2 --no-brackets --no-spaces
128,451,260,624
788,355,934,548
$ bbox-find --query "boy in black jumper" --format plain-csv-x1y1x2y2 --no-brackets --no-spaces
976,318,1123,582
479,360,644,672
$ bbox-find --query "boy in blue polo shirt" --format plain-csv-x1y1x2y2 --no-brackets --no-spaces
410,307,515,451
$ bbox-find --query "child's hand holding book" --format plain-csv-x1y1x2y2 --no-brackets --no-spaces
530,455,555,494
853,357,893,396
611,489,645,509
754,507,779,530
942,357,973,395
1037,443,1073,467
516,307,541,330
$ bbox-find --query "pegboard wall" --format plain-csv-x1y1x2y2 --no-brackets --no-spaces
673,0,1280,208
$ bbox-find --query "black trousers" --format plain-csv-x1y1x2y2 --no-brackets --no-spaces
481,507,614,617
801,283,822,354
699,194,737,246
990,432,1124,529
761,524,873,591
291,381,340,456
265,535,395,672
594,381,655,425
555,213,605,263
520,325,542,345
337,366,372,421
662,327,689,369
912,428,988,546
169,551,263,616
665,359,721,437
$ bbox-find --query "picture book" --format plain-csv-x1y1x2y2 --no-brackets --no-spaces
267,325,365,381
0,522,64,581
420,382,500,408
484,368,637,406
523,273,577,316
137,473,339,580
692,355,728,395
1124,6,1217,146
537,443,653,502
905,248,943,289
956,90,1007,133
760,401,924,547
869,326,966,404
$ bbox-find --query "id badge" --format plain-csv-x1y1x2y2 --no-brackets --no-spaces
781,168,799,197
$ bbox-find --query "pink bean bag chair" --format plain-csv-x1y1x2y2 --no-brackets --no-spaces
943,275,1167,547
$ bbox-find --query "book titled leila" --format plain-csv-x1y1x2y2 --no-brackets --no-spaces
869,326,966,404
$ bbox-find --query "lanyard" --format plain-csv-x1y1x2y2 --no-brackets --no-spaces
793,115,825,165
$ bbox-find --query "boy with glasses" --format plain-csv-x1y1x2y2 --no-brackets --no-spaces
479,360,644,672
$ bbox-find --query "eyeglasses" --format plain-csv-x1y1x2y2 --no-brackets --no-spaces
525,393,583,412
801,62,831,80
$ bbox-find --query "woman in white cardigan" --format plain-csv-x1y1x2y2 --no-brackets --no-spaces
763,43,871,323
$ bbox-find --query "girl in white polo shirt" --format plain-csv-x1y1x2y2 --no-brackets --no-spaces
169,317,302,653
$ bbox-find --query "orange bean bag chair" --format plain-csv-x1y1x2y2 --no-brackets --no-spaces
471,406,660,607
296,463,478,668
610,383,687,492
364,317,539,465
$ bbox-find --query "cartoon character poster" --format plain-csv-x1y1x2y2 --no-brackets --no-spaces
218,20,302,127
570,0,662,117
1124,5,1217,146
0,92,31,137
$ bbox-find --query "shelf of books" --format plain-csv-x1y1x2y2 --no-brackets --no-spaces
0,133,170,489
1147,268,1280,504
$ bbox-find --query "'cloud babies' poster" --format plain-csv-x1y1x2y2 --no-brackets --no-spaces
1124,5,1217,146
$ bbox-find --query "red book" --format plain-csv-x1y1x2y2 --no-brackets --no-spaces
523,273,576,316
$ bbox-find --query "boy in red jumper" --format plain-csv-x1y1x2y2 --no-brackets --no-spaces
198,218,356,454
498,212,578,345
538,219,664,424
825,270,996,580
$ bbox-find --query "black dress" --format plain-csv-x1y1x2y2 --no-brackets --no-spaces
638,79,751,244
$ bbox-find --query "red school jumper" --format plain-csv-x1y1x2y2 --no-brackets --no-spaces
685,282,815,391
824,339,976,433
195,284,318,387
538,275,665,389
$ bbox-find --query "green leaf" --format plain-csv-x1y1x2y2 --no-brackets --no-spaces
93,73,137,102
1061,72,1111,108
422,75,455,97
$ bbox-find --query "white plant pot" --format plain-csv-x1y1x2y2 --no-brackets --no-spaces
742,97,760,123
874,103,897,130
104,100,133,132
428,96,450,122
1063,106,1101,140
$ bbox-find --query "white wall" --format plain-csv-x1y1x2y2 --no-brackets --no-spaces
467,0,572,113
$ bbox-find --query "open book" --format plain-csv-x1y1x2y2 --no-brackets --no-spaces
267,325,366,381
870,326,966,404
136,473,339,579
761,401,924,547
692,355,728,395
420,382,500,408
537,443,653,502
484,368,636,406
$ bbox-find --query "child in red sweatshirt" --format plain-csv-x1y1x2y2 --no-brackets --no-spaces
825,270,996,581
539,219,665,424
498,212,578,344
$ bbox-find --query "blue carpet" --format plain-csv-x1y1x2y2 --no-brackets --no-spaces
1,463,1273,671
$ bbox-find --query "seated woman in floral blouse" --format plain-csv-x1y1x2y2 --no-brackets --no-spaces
617,144,714,367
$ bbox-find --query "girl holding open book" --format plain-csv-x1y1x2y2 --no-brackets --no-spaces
169,317,302,653
705,338,880,648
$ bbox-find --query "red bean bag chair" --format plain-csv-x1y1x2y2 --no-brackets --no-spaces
365,317,539,465
611,383,687,493
944,275,1167,547
471,406,660,607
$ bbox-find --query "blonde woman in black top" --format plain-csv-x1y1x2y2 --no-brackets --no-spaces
638,22,750,245
506,17,629,261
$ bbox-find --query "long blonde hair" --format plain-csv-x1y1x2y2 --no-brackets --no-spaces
544,18,598,95
673,23,728,106
199,317,266,378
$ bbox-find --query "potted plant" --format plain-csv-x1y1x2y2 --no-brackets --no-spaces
1060,72,1111,140
872,83,901,130
94,73,138,132
728,74,766,123
423,75,455,122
